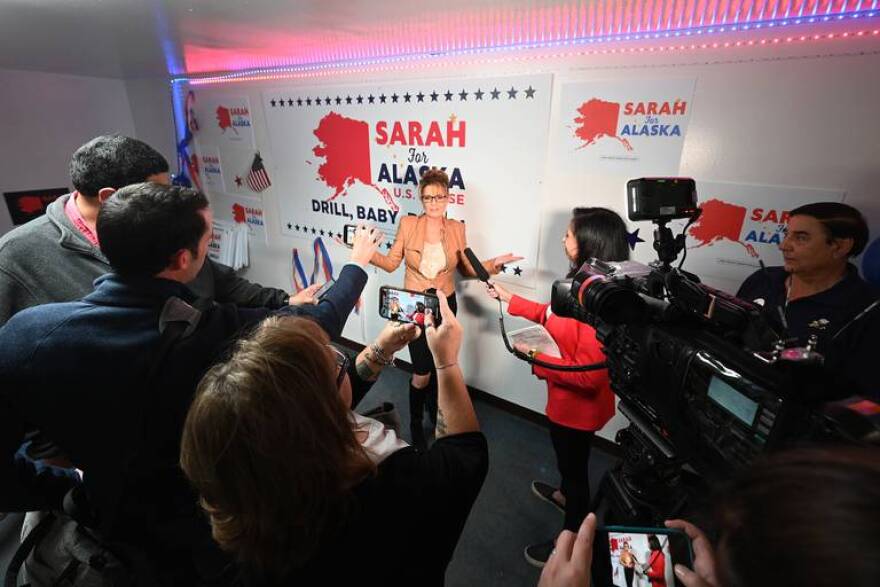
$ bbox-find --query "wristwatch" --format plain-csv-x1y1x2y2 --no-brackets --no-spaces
528,348,538,360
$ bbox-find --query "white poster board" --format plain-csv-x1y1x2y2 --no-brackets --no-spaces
552,79,696,176
261,74,553,287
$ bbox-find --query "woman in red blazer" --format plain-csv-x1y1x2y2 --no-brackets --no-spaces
486,207,630,568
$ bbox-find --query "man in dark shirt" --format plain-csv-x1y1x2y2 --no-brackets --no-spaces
0,182,381,582
737,202,879,400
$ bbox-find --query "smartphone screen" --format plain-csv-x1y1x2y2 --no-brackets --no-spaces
592,526,693,587
314,279,335,300
379,286,441,326
343,224,357,247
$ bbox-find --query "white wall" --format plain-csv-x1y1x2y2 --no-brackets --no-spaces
0,69,175,236
183,38,880,440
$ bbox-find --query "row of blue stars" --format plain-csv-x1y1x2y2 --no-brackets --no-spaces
269,86,537,108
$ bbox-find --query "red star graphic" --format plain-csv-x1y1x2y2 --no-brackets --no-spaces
234,175,243,187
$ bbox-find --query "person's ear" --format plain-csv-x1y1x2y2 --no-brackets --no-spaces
832,237,854,259
166,248,189,272
96,187,116,204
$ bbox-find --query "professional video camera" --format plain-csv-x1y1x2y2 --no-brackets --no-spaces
547,178,877,524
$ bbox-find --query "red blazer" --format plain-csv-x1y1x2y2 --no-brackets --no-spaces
646,551,666,587
508,295,615,431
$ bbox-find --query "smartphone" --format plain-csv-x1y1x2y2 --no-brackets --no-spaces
379,286,441,326
592,526,693,587
343,224,357,247
314,279,335,301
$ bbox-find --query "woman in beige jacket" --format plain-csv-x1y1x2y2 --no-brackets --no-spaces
370,168,520,448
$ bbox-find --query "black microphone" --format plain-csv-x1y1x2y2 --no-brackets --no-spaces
463,247,492,282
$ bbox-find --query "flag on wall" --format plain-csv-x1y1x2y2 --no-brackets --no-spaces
246,152,271,192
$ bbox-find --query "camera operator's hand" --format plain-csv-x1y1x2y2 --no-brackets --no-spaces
485,281,513,303
375,321,421,356
665,520,720,587
349,225,384,267
538,513,596,587
425,291,461,367
288,283,321,306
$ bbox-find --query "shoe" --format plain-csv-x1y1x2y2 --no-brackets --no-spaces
524,539,555,568
531,480,565,514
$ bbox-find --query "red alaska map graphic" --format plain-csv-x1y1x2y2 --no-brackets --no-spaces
688,198,757,257
215,106,236,133
311,112,397,210
232,203,246,224
17,196,44,214
573,99,633,151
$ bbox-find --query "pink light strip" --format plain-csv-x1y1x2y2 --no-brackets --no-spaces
178,28,879,86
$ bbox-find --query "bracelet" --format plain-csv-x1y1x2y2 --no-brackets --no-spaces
435,362,458,370
368,343,394,366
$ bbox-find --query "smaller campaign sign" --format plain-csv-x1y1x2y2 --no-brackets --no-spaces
193,93,256,148
4,187,68,225
552,78,696,176
213,194,268,245
198,145,224,192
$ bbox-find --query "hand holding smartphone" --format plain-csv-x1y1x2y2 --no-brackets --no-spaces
343,224,358,247
379,286,441,327
592,526,693,587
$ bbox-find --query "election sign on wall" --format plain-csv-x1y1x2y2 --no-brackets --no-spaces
191,93,256,149
663,181,844,285
261,74,553,287
551,79,696,176
197,145,224,191
212,193,268,244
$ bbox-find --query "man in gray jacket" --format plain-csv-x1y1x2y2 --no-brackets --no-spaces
0,134,309,326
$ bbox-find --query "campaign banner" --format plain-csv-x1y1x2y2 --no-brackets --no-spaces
261,74,553,287
190,93,256,148
661,181,844,285
213,193,268,244
552,79,696,176
197,145,224,191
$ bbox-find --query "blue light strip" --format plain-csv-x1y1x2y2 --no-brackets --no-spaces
171,9,879,85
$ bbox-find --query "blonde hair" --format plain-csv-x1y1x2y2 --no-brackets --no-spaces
180,316,374,579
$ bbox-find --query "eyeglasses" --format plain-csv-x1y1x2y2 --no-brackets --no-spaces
421,195,447,204
327,345,349,389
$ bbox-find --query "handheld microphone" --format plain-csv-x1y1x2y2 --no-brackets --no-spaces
463,247,492,282
470,247,606,372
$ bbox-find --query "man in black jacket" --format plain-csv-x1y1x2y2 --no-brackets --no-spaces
737,202,879,400
0,183,381,583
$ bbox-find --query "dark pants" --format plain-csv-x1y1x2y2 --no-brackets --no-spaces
624,566,634,587
549,421,594,532
407,291,457,375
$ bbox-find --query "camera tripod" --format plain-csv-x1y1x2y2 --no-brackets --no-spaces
589,401,704,526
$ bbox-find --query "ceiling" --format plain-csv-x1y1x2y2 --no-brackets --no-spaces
0,0,876,80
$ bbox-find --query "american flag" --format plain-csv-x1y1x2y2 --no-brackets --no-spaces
246,152,271,192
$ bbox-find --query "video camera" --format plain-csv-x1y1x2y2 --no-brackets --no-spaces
549,178,876,522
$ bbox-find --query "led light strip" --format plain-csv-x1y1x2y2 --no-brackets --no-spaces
172,9,879,85
176,27,880,85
